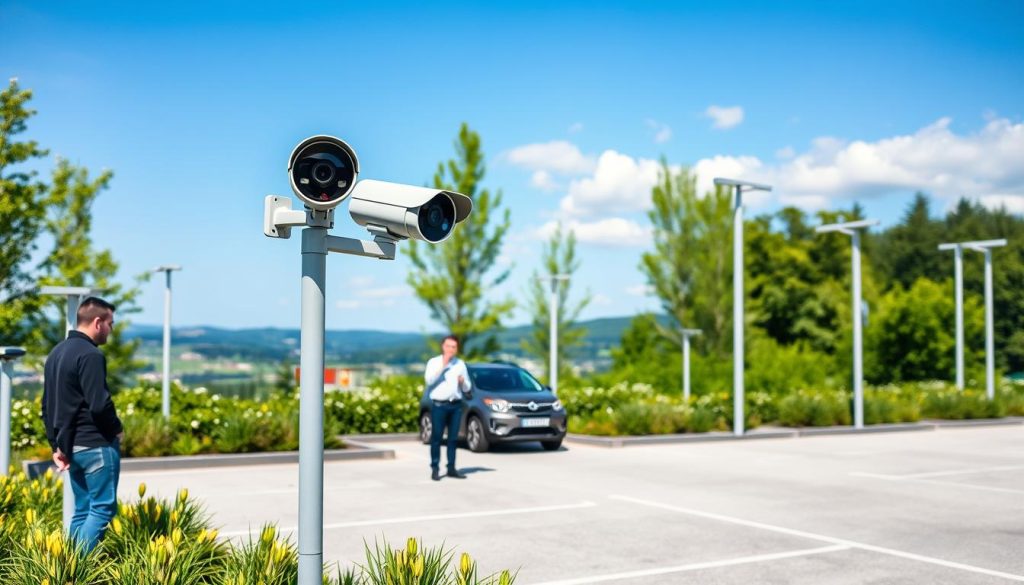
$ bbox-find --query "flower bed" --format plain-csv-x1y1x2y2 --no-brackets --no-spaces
0,470,515,584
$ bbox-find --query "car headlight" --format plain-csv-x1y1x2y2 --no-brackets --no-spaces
553,400,563,411
483,398,509,413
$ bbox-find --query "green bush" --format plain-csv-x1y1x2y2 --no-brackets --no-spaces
776,389,852,427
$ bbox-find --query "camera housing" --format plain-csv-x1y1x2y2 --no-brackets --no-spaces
349,179,473,243
0,347,26,359
288,135,359,211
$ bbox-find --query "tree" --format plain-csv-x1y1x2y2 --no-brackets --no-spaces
521,224,591,383
28,159,146,391
640,162,733,355
875,193,944,290
405,123,514,358
0,79,142,386
0,79,48,343
865,278,985,383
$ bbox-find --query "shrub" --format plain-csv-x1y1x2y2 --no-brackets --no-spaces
777,389,852,427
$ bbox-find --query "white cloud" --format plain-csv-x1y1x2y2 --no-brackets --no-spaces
502,141,595,175
646,119,672,144
626,284,654,297
980,195,1024,214
336,279,410,310
536,217,652,247
530,170,559,191
705,105,744,130
559,150,663,217
775,146,796,160
691,155,773,206
692,116,1024,210
568,122,584,134
591,293,614,306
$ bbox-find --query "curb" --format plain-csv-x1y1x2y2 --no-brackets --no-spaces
343,432,420,443
565,417,1021,448
22,439,395,478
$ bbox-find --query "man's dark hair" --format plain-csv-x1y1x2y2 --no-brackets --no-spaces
441,334,459,346
77,297,116,326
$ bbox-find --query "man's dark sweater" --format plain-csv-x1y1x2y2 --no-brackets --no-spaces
42,330,123,457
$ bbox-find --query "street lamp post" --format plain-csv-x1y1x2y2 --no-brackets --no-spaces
152,265,182,420
816,219,879,429
713,178,772,436
680,329,701,401
941,239,1006,398
1,347,27,476
39,285,98,532
538,274,570,393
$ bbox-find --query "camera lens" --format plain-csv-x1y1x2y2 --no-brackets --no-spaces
417,193,456,243
312,162,335,185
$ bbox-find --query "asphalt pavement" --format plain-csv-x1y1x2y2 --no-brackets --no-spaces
118,425,1024,584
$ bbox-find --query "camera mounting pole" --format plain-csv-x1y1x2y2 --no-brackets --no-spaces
265,195,397,585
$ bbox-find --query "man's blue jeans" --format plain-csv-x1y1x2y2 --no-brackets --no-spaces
430,401,462,470
69,441,120,553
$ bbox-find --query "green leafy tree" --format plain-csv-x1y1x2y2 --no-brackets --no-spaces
406,123,514,358
865,278,985,383
0,79,48,343
640,162,732,355
521,224,591,384
28,159,146,391
1,80,143,386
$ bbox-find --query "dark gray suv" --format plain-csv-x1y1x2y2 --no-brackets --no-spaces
419,362,567,452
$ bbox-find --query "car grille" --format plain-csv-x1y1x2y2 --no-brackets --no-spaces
508,402,556,413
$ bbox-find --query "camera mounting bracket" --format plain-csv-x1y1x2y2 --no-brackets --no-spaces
264,195,338,239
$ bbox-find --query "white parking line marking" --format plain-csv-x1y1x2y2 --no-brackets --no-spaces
526,544,850,585
221,501,597,537
894,465,1024,479
610,495,1024,582
850,472,1024,495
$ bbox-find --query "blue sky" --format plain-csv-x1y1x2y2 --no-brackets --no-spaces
3,1,1022,332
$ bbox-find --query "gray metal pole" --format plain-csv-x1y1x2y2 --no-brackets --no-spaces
63,294,80,533
298,228,327,585
954,246,964,389
683,334,691,401
549,280,558,393
162,270,172,420
0,361,11,475
984,250,995,400
852,231,864,429
733,190,745,436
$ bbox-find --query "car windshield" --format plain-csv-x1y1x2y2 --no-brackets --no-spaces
469,367,544,392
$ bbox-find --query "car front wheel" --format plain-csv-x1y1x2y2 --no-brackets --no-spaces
466,416,490,453
419,412,432,444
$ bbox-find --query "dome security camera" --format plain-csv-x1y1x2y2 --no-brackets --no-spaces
288,135,359,211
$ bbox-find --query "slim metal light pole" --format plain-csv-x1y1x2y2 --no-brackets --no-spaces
956,239,1006,399
680,329,701,401
938,243,969,389
1,347,27,476
538,274,570,392
39,285,97,532
152,265,182,420
816,219,879,429
713,178,772,436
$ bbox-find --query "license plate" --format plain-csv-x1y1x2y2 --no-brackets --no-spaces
521,417,550,428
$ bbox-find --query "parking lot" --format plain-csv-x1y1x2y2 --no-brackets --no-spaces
119,425,1024,584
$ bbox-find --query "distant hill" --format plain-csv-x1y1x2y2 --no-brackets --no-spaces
125,315,644,365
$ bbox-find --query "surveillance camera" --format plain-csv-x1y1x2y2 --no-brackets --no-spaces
349,179,473,243
288,135,359,211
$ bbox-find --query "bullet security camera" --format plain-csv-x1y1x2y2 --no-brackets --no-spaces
349,179,473,243
288,135,359,211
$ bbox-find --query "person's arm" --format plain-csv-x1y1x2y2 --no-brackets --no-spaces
79,353,123,438
40,386,56,450
456,362,472,392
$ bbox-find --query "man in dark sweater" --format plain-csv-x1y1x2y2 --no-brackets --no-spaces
42,296,124,552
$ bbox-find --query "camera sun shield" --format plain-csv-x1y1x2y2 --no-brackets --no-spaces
288,135,359,211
